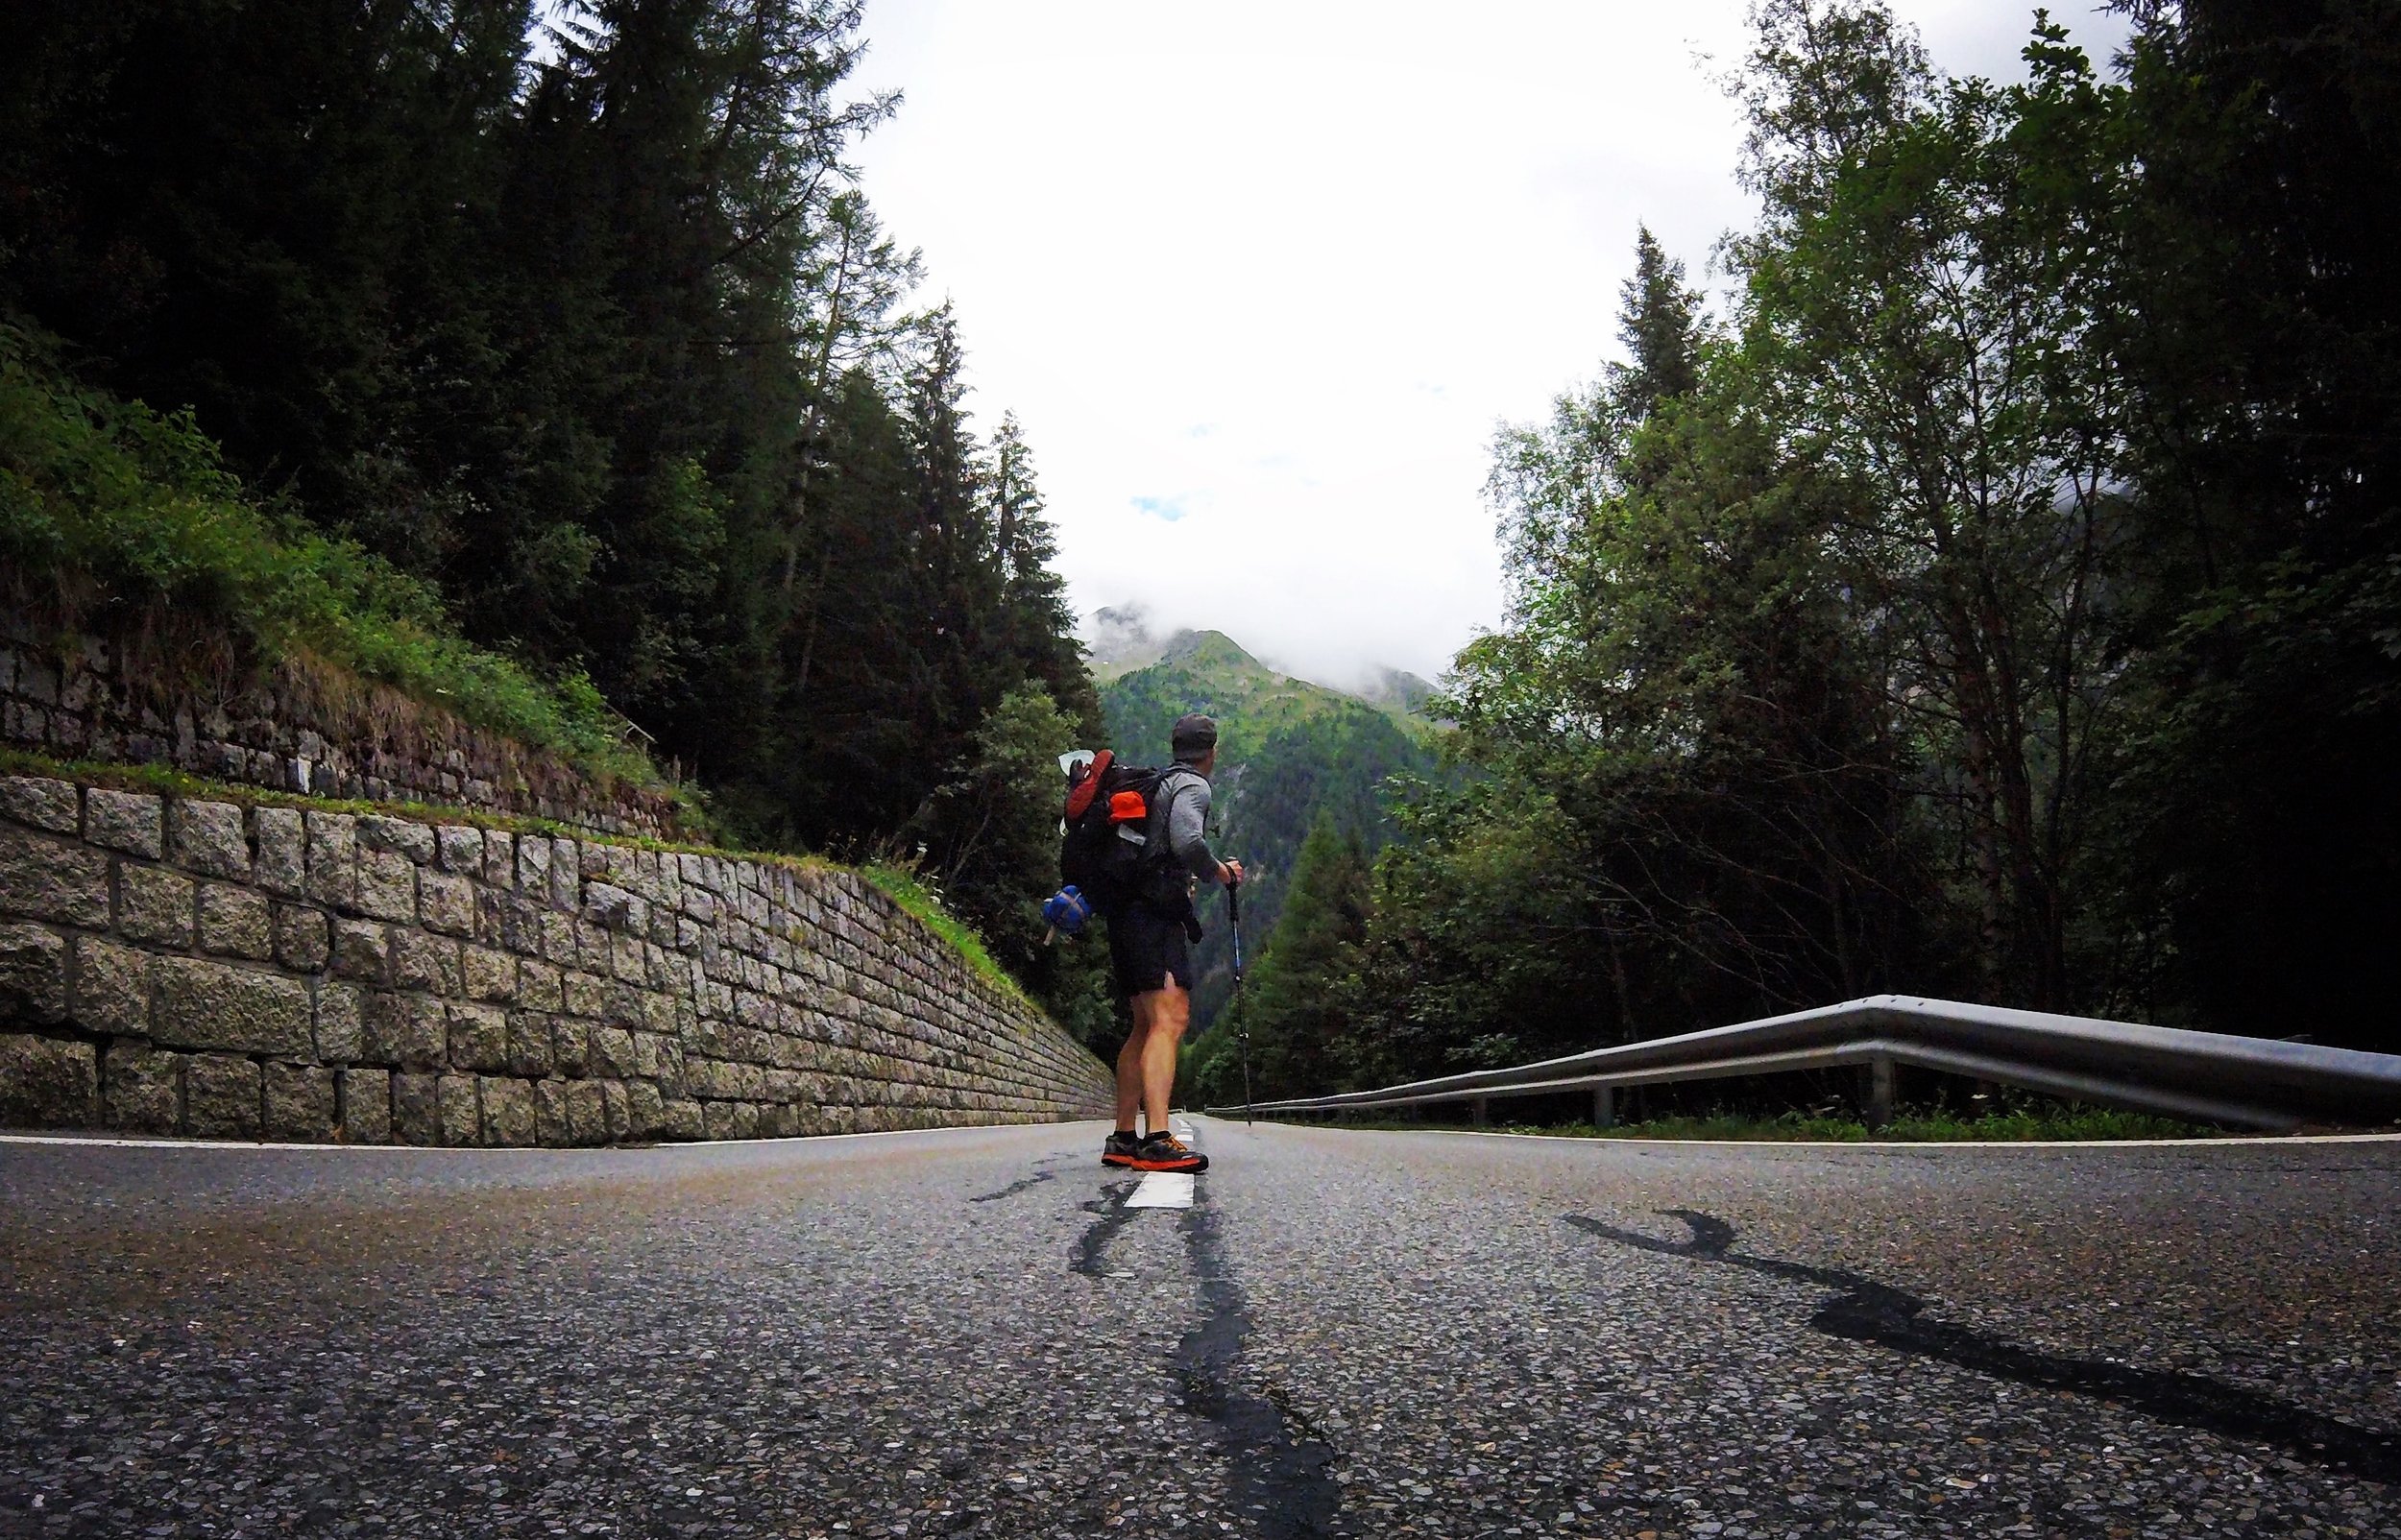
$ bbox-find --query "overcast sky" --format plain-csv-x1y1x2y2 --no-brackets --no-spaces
846,1,2132,689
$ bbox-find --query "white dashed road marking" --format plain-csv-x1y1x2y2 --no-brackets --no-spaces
1125,1171,1195,1209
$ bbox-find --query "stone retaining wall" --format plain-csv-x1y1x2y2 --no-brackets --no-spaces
0,774,1110,1143
0,627,689,839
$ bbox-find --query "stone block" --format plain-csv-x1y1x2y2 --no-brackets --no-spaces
355,845,417,923
479,1075,537,1146
0,777,79,834
359,816,436,863
0,1031,96,1125
71,935,151,1037
197,883,273,959
447,1001,508,1072
565,1078,608,1144
589,1024,638,1077
548,837,580,911
436,1073,480,1145
436,824,482,874
0,923,67,1023
184,1052,261,1138
340,1068,392,1143
621,1077,662,1139
0,828,110,927
103,1040,182,1132
169,800,251,878
273,902,331,971
116,862,195,947
482,831,516,890
462,946,516,1002
505,1011,554,1077
329,919,391,985
564,972,609,1018
600,1078,629,1142
265,1062,337,1141
85,789,163,857
315,982,366,1062
255,806,305,896
392,1072,439,1144
533,1078,570,1143
660,1098,705,1142
154,957,312,1057
517,959,563,1012
364,992,447,1069
492,894,545,957
551,1016,589,1077
419,869,475,937
303,811,358,908
391,929,460,996
583,880,641,932
515,835,551,898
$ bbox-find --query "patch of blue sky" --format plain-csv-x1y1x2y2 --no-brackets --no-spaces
1130,494,1188,522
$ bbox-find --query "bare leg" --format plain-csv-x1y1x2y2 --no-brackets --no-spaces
1114,999,1151,1135
1138,983,1191,1135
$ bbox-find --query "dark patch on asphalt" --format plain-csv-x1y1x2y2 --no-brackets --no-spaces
1176,1192,1350,1536
1567,1209,2401,1485
1069,1191,1139,1276
969,1170,1056,1204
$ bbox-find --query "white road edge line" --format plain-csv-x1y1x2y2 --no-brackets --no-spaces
0,1121,1077,1156
1125,1170,1196,1209
1251,1123,2401,1151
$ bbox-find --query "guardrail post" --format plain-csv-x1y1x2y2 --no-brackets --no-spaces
1863,1055,1895,1130
1469,1096,1490,1128
1591,1086,1614,1129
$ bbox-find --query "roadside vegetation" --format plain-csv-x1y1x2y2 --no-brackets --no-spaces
1186,0,2401,1112
0,325,656,778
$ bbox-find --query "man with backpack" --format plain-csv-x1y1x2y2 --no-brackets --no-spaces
1094,712,1240,1173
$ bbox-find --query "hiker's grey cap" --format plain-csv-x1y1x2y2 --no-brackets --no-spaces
1171,712,1219,762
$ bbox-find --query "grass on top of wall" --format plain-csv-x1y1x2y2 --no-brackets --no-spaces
860,863,1032,1014
0,320,658,786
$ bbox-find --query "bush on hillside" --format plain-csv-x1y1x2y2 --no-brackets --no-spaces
0,322,646,777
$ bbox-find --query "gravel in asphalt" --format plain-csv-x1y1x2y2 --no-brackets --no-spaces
1,1119,2394,1538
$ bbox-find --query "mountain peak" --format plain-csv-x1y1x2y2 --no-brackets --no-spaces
1156,629,1263,672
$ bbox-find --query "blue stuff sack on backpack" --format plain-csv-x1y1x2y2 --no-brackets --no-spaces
1041,885,1094,937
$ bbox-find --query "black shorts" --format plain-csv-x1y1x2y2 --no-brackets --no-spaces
1107,902,1193,998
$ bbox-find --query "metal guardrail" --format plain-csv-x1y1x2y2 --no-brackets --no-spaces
1209,994,2401,1132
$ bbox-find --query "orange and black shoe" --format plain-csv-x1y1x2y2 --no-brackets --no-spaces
1101,1130,1142,1167
1127,1132,1208,1173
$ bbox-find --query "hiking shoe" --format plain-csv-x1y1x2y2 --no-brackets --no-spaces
1102,1130,1142,1167
1127,1132,1208,1173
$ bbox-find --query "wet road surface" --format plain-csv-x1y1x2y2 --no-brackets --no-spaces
2,1119,2396,1538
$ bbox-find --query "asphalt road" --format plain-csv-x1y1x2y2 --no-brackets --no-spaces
2,1119,2396,1539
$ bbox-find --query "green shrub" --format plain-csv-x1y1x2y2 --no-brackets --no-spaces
861,862,1033,1012
0,321,646,777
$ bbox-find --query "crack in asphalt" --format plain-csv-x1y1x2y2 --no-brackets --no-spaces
969,1170,1056,1204
1176,1192,1350,1537
1068,1191,1139,1277
1566,1209,2401,1486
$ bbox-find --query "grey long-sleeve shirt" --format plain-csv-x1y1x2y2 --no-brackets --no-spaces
1156,767,1221,882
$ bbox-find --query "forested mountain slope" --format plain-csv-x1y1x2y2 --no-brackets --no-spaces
1098,629,1435,1029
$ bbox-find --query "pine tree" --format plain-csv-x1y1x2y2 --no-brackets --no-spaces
1610,226,1704,420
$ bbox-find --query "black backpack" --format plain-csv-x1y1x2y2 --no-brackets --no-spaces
1059,750,1190,911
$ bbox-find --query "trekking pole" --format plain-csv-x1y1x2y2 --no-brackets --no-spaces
1228,875,1252,1125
